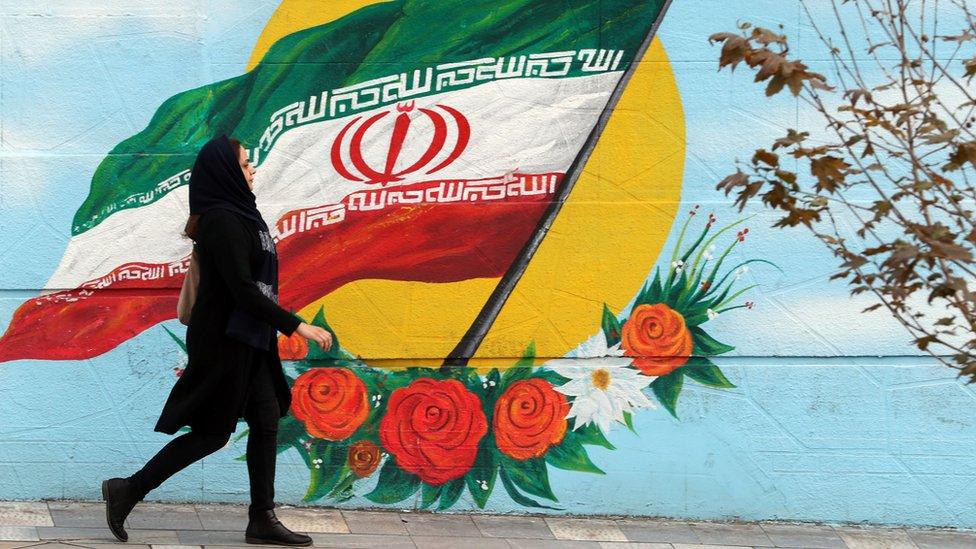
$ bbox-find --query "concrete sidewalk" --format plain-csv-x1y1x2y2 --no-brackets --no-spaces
0,501,973,549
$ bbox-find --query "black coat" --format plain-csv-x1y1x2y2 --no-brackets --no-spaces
154,209,303,435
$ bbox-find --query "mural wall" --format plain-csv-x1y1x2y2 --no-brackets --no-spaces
1,0,974,528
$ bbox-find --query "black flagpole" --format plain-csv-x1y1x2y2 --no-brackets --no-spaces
440,1,675,372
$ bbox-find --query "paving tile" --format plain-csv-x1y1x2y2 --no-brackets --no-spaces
399,513,481,538
193,506,247,532
47,503,107,529
672,545,756,549
0,528,39,542
615,519,700,544
690,522,773,547
473,515,554,539
272,507,348,534
411,535,510,549
545,518,627,542
908,529,976,549
15,544,79,549
507,540,602,549
599,542,673,549
0,503,53,527
120,530,184,545
341,511,408,535
175,531,244,546
150,546,202,549
833,526,916,549
0,543,44,549
761,524,846,548
307,533,417,549
36,526,179,544
79,538,151,549
126,505,204,531
36,526,114,541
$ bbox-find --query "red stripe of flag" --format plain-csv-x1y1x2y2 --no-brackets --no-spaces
0,174,561,362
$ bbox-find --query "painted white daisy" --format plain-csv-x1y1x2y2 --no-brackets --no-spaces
702,243,716,261
569,331,626,359
707,308,719,320
548,334,656,435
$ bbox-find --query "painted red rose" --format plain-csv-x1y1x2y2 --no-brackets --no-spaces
494,378,569,460
278,332,308,360
621,303,693,376
379,378,487,486
347,440,381,478
290,368,369,441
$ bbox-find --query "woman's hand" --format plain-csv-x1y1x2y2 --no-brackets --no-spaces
296,322,333,351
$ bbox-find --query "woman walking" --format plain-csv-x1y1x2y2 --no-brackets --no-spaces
100,135,333,546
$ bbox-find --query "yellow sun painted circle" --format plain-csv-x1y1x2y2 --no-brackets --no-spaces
250,1,685,369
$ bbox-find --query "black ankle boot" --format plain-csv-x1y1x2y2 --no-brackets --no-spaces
101,477,143,542
245,509,312,546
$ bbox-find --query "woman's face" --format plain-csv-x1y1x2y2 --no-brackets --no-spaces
237,145,256,191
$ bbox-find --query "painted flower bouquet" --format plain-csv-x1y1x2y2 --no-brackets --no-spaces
166,207,770,510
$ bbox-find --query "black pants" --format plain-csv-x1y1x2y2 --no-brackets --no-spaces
128,361,280,517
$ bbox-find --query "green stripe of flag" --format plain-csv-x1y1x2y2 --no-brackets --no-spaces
73,0,665,235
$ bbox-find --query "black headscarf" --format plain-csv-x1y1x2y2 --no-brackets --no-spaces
188,135,262,223
188,135,280,351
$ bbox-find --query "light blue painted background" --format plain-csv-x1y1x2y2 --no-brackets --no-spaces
1,0,974,527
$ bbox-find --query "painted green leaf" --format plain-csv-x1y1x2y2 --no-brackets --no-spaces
420,483,442,509
622,410,637,433
286,439,313,469
651,370,684,418
502,456,557,501
532,368,570,386
161,325,187,354
438,478,466,510
365,458,421,504
545,434,604,474
486,368,502,397
601,303,622,346
465,445,497,509
650,268,665,302
691,326,735,356
303,442,346,502
677,261,712,309
405,366,441,380
707,284,734,312
682,302,710,327
500,344,536,388
497,467,560,510
633,282,649,306
306,306,342,361
571,422,615,450
327,472,357,500
275,416,306,454
666,270,688,305
683,358,735,388
515,342,536,367
233,428,250,444
637,269,663,305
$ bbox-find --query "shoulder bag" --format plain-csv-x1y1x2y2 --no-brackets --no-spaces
177,247,200,325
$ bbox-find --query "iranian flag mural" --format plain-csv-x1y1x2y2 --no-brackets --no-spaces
4,0,971,526
0,0,672,362
0,0,770,514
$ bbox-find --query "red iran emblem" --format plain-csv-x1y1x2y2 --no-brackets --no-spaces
330,101,470,185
